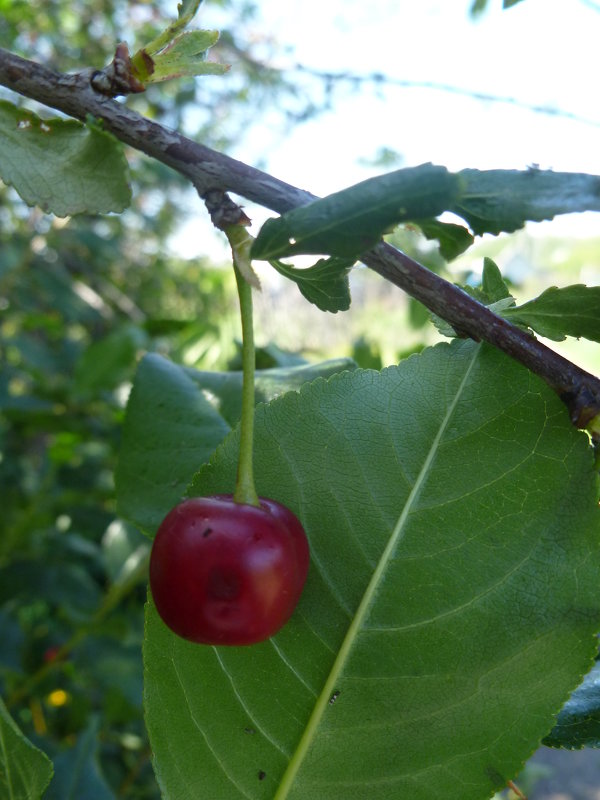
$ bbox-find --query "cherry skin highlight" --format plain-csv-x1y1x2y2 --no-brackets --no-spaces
149,495,309,645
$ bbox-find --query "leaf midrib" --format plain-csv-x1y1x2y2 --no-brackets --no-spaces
274,346,480,799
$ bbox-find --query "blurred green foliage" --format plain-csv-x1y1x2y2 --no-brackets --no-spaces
0,1,294,795
0,196,240,794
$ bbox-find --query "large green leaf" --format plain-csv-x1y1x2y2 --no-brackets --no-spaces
0,101,131,216
116,354,355,533
543,660,600,749
502,284,600,342
116,353,231,535
0,697,53,800
184,357,356,427
142,340,600,800
251,164,462,260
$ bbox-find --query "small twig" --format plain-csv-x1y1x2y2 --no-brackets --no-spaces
507,778,527,799
0,48,599,426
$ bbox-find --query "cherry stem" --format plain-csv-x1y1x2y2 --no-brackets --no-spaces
229,233,260,507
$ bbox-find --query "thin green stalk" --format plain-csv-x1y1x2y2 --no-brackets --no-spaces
232,257,260,507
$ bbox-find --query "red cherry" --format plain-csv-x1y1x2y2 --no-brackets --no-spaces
149,495,309,645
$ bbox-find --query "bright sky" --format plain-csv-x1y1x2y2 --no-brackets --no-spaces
176,0,600,255
249,0,600,180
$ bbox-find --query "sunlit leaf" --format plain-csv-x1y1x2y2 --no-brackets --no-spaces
136,0,205,57
177,0,204,24
150,31,229,82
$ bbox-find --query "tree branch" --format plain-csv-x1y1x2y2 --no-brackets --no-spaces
1,47,599,428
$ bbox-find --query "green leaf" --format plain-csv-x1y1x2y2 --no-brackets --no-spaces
251,164,462,260
102,519,149,584
44,717,112,800
481,257,512,302
502,284,600,342
177,0,204,24
136,0,204,58
253,166,600,264
149,31,229,82
452,168,600,235
0,102,131,216
269,257,354,312
144,340,600,800
116,354,356,533
115,353,231,535
74,324,146,394
417,218,474,260
431,295,515,339
469,0,489,16
543,661,600,749
431,259,514,338
0,560,102,621
130,0,227,84
186,357,356,428
0,696,53,800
